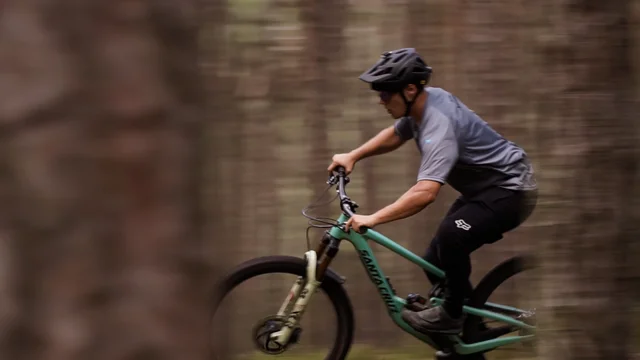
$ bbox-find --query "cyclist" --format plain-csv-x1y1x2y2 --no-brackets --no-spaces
327,48,538,335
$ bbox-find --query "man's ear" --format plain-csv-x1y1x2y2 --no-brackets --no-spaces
404,84,417,98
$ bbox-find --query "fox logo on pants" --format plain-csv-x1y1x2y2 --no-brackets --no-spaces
455,219,471,231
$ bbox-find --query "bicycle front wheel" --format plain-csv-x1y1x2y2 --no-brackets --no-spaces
209,255,354,360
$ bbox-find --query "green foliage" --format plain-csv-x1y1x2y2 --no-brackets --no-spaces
237,344,434,360
234,343,542,360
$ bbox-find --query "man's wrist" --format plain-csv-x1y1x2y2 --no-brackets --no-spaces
370,213,384,227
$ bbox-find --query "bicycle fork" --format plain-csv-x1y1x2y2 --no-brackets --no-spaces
270,232,340,346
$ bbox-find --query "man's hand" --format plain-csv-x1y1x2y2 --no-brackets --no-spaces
344,214,378,233
328,153,357,174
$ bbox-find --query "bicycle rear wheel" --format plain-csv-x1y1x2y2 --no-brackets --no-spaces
209,255,355,360
462,255,538,356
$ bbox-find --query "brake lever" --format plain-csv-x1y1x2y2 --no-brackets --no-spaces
327,171,350,186
338,222,369,234
327,173,339,186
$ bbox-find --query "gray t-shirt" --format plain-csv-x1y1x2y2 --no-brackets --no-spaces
394,87,537,197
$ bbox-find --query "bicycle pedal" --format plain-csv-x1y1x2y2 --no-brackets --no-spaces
405,293,429,311
406,293,428,304
405,302,430,312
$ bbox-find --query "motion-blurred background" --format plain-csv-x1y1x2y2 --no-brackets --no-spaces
1,0,639,359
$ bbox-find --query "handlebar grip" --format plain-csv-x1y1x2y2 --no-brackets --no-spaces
340,203,368,233
334,165,346,176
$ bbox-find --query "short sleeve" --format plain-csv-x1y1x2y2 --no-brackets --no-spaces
417,118,459,184
394,117,414,141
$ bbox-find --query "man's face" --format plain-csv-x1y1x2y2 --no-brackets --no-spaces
378,85,417,119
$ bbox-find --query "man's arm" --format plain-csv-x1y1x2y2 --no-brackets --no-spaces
371,115,458,226
371,180,442,225
349,125,406,162
330,119,413,174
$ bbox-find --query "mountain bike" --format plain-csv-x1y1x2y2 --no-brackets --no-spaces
209,166,537,360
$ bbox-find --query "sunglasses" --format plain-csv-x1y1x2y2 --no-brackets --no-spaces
379,91,395,103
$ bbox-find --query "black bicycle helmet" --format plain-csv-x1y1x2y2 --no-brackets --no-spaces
359,48,432,117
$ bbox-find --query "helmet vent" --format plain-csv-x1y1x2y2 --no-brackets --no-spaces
359,48,431,88
392,54,407,63
373,67,392,76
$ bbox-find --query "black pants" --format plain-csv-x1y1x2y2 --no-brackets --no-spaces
423,187,537,316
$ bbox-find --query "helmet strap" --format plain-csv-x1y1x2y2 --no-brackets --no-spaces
401,85,424,118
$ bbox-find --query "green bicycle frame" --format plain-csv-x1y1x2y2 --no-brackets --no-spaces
328,213,535,355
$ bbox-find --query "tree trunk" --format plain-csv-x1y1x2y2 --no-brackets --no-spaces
536,1,636,359
0,1,208,359
300,0,348,346
200,0,237,358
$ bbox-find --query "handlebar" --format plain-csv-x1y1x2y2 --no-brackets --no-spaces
327,166,365,230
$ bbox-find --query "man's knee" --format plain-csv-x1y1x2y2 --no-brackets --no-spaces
423,241,439,262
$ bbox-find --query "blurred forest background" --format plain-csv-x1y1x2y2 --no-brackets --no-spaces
1,0,639,360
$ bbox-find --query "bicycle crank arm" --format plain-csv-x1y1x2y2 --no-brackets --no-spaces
271,250,322,345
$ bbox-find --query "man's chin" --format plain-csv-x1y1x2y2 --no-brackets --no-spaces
386,108,402,119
